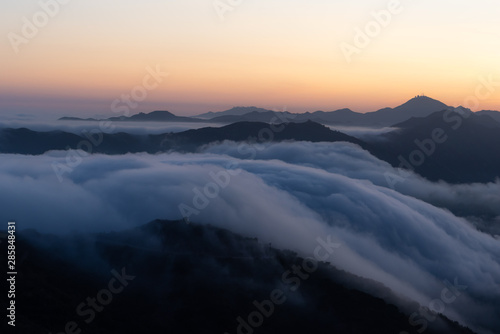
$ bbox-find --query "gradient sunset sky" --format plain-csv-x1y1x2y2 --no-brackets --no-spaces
1,0,499,118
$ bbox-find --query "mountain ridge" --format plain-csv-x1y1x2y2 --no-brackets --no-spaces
0,120,368,155
59,110,206,123
57,96,499,128
370,109,500,183
197,96,454,126
7,219,477,334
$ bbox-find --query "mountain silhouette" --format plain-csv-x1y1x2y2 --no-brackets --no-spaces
7,219,477,334
157,120,370,152
209,110,297,123
0,121,368,155
477,109,500,123
194,106,275,119
58,96,481,128
360,95,449,126
204,96,451,126
7,110,500,183
59,110,205,123
371,109,500,183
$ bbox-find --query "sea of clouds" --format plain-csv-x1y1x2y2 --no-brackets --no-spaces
1,141,499,333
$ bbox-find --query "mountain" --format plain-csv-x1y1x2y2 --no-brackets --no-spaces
5,219,476,334
58,96,453,127
59,117,100,121
158,120,370,152
370,109,500,183
294,108,363,124
194,106,275,119
203,96,450,127
477,109,500,123
393,108,500,130
210,110,297,123
0,128,148,155
108,110,201,122
5,113,500,183
59,110,206,123
208,108,359,125
0,121,368,155
0,128,83,154
360,95,449,126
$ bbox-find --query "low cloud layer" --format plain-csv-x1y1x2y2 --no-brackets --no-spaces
1,142,499,333
325,125,398,139
204,141,500,232
0,120,222,135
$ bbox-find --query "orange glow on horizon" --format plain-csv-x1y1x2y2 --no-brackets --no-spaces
1,1,498,116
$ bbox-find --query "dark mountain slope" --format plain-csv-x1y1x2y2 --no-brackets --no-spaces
195,106,275,119
361,95,449,126
0,128,151,155
0,128,82,154
210,111,297,123
160,121,369,151
371,110,500,183
0,121,369,155
477,110,500,123
1,220,477,334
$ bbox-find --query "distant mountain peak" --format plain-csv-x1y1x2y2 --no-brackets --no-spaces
194,106,275,119
410,94,432,99
390,95,449,115
399,95,447,108
149,110,175,116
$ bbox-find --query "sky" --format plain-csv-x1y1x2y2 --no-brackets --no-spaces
1,0,499,118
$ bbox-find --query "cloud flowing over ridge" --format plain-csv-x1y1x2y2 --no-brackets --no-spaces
1,142,499,333
203,141,500,230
